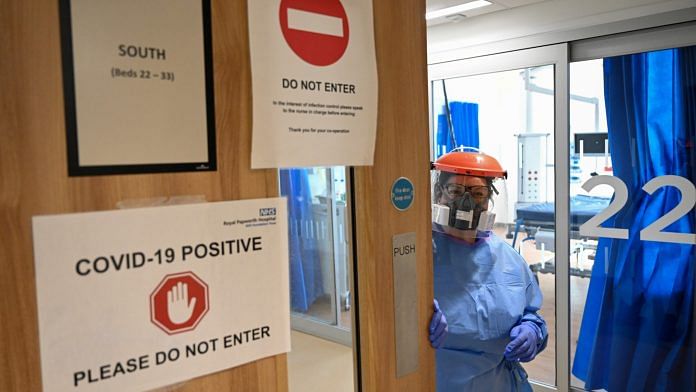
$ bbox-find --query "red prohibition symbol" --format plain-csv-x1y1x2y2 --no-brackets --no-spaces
150,271,209,335
279,0,350,66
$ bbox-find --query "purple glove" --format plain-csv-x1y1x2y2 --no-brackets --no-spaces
429,299,448,349
504,322,540,362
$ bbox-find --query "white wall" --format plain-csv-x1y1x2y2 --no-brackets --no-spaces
427,0,696,63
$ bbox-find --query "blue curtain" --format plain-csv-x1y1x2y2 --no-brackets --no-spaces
279,169,324,313
572,48,695,391
435,101,479,158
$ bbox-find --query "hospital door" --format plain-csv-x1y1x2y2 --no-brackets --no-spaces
428,25,696,392
429,44,568,390
568,37,696,392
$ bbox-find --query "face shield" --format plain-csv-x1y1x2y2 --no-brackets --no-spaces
432,172,500,237
430,149,507,239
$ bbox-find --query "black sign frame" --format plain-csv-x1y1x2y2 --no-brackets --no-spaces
58,0,217,176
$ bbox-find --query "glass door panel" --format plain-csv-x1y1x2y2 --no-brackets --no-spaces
282,167,338,325
280,166,353,343
430,61,558,387
282,167,355,392
569,45,695,391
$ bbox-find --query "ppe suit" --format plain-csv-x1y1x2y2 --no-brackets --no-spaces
433,230,548,391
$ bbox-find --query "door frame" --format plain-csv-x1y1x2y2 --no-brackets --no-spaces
428,43,571,392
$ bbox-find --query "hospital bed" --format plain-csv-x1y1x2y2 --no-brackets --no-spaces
509,194,611,278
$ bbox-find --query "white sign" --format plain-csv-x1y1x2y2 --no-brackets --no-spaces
61,0,216,175
32,199,290,392
248,0,378,168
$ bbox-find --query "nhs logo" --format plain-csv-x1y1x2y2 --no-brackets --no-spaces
259,207,276,217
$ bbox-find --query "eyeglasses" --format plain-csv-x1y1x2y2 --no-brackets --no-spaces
442,184,491,199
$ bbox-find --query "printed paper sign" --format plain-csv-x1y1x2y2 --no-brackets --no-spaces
32,199,289,392
60,0,216,175
248,0,378,168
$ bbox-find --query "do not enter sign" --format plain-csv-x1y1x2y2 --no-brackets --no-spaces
150,271,209,335
279,0,349,66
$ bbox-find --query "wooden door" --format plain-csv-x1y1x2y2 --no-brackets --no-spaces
0,0,432,391
0,1,284,390
352,1,435,391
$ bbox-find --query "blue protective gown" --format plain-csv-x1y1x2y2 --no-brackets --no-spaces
433,230,548,391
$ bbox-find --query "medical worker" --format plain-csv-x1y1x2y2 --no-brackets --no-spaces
427,149,548,391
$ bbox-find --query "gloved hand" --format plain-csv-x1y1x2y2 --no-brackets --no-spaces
429,299,447,349
504,322,540,362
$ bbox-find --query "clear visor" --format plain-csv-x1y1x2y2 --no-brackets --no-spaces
431,170,502,239
439,183,492,200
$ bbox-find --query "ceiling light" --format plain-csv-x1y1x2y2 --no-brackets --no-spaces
425,0,492,20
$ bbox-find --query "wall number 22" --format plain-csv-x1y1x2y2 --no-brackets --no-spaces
579,175,696,245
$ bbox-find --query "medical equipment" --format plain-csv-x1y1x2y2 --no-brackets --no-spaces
510,194,611,278
517,133,550,203
573,132,608,155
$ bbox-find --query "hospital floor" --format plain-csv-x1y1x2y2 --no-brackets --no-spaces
507,229,592,388
289,229,593,390
299,294,352,329
288,330,354,392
